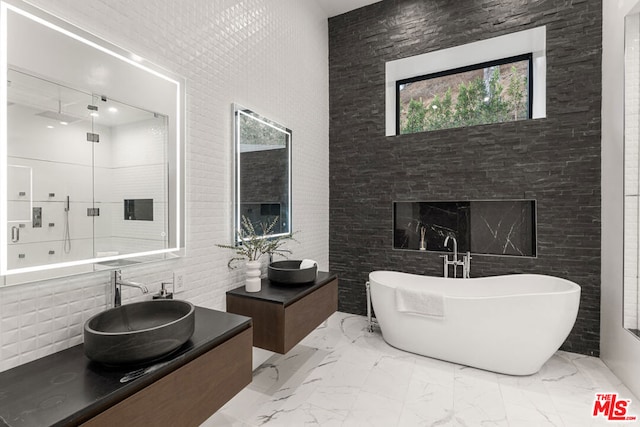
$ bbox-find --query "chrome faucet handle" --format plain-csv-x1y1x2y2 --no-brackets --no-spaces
440,254,450,278
463,251,472,278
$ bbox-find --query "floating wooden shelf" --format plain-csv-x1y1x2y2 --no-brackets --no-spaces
226,272,338,354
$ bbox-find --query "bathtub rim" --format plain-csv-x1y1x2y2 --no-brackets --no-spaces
368,270,581,300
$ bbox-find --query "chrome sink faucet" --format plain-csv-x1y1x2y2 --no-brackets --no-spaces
112,269,149,307
441,236,471,278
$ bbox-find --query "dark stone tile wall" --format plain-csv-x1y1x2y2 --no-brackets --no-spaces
328,0,602,356
240,148,289,232
241,149,288,205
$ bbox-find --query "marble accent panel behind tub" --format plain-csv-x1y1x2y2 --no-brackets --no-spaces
393,200,535,257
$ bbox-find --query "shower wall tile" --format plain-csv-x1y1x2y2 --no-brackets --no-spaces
0,0,329,372
329,0,602,356
8,117,166,270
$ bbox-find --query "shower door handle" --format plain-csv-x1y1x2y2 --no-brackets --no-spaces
11,226,19,242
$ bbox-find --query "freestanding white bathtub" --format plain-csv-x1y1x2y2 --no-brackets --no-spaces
368,270,581,375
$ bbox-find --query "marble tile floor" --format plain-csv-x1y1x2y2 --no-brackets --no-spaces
203,312,639,426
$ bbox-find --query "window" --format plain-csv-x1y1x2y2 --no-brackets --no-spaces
384,26,546,136
396,54,533,134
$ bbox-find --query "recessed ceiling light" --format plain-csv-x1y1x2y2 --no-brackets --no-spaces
108,107,118,113
59,121,68,125
90,112,99,117
46,125,54,129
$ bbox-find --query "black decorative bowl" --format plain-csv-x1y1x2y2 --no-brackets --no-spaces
268,260,317,285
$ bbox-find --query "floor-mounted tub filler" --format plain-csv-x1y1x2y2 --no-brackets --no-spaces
367,271,581,375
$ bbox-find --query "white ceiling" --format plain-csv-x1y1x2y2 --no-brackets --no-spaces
315,0,382,18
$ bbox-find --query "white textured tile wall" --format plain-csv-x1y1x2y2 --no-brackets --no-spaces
624,14,639,330
0,0,329,372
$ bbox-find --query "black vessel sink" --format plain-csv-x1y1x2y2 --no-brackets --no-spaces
84,299,195,365
268,260,317,285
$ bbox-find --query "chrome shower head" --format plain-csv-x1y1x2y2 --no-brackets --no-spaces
35,110,82,124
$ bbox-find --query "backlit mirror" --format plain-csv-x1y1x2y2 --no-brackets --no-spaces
624,11,640,339
234,105,291,241
1,0,185,285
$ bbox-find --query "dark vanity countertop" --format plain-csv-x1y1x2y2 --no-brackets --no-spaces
0,306,251,427
226,271,337,306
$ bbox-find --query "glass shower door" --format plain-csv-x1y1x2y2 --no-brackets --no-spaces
624,13,640,338
91,95,170,261
6,69,94,273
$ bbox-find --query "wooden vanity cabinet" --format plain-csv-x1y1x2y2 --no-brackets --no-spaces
82,327,252,427
226,273,338,354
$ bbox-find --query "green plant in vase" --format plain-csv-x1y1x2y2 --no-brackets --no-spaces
217,215,295,292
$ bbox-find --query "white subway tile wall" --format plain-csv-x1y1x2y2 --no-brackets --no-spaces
0,0,329,372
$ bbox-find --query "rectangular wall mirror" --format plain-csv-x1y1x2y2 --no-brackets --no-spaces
1,0,185,285
234,105,291,242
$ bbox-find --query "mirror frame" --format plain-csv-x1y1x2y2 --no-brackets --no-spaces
0,0,185,280
233,104,292,243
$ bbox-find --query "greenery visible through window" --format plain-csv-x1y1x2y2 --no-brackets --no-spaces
397,54,532,134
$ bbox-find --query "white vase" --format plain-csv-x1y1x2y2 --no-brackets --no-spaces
245,260,262,292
